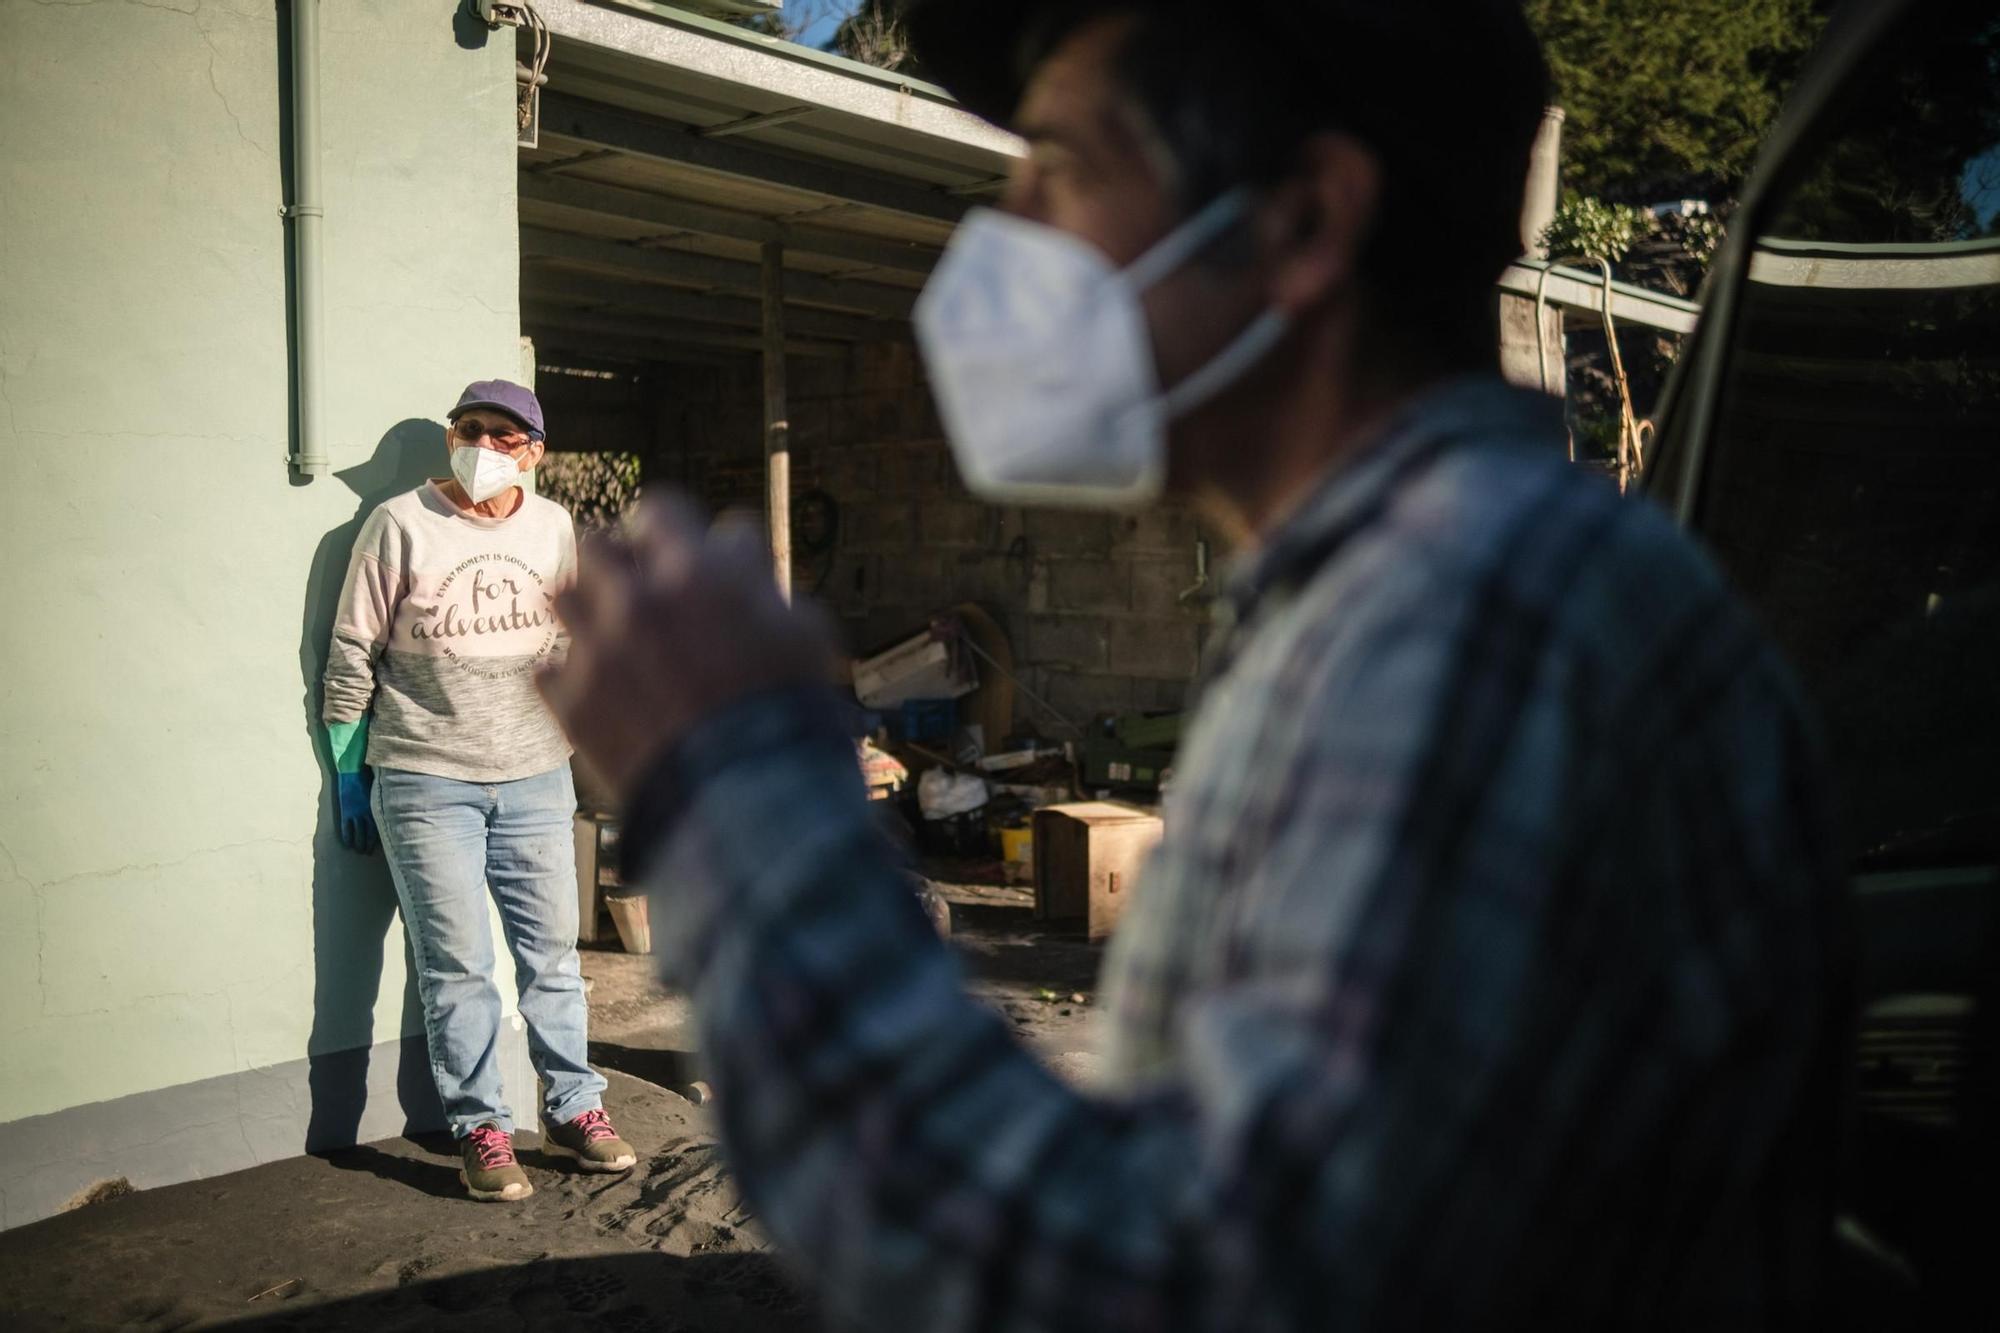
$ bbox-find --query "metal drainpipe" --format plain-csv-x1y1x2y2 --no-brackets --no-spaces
287,0,329,476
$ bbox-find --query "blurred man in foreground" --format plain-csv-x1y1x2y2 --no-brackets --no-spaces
539,2,1845,1327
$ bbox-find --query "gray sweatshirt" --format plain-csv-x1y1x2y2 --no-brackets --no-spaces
323,481,575,783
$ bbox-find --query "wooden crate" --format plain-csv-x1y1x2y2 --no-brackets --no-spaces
1032,802,1163,942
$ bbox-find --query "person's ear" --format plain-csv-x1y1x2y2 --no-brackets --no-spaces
524,440,547,472
1260,131,1381,318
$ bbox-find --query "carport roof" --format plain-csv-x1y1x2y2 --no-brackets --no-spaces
520,0,1020,367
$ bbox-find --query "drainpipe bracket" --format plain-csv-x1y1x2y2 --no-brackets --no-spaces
474,1,531,29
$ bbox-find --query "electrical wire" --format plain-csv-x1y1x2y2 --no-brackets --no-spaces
517,3,551,137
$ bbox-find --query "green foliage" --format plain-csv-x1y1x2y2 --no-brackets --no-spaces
1541,193,1654,265
726,1,919,74
830,1,919,74
1524,0,1825,201
538,452,644,534
1655,206,1728,269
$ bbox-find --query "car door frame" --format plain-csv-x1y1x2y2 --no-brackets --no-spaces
1645,0,1922,520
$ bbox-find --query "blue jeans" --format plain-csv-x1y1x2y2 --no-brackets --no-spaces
372,763,605,1138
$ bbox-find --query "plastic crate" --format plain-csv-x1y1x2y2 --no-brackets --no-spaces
896,697,958,742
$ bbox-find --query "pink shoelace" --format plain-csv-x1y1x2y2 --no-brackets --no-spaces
569,1109,618,1145
466,1125,516,1171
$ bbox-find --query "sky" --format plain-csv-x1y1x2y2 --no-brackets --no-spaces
792,1,863,51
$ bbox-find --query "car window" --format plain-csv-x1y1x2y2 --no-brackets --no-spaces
1695,3,2000,874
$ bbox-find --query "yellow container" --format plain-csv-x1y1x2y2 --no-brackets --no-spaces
999,825,1034,883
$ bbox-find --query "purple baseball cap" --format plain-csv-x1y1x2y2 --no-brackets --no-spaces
448,379,545,440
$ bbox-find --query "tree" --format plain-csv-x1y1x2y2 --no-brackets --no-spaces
829,1,919,74
1524,0,1826,202
728,1,919,75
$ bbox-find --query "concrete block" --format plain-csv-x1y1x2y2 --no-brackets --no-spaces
794,357,848,399
942,551,1027,607
1041,670,1136,725
876,444,943,496
1114,507,1199,553
1049,558,1131,613
857,340,919,393
817,442,879,495
1108,618,1201,680
1499,291,1566,395
846,501,917,549
1132,556,1202,615
826,390,861,446
911,386,946,441
1024,508,1115,556
861,391,906,438
1026,615,1109,671
875,557,949,613
787,398,832,451
819,553,879,620
920,501,989,548
1133,676,1194,711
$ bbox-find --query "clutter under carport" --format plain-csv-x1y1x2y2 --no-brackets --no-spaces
849,610,1174,938
570,606,1181,955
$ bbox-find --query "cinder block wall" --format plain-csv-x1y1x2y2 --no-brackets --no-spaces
648,342,1214,738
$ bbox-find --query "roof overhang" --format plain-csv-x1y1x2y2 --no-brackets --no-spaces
520,0,1022,368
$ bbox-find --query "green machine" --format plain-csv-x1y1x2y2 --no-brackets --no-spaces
1080,711,1184,792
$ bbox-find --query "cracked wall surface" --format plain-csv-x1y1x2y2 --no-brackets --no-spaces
0,0,524,1139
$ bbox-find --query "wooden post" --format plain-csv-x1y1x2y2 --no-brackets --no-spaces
761,239,792,600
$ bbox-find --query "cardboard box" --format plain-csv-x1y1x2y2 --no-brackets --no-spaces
1032,802,1163,942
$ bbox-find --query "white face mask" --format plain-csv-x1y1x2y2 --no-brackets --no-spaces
451,442,522,504
914,189,1289,510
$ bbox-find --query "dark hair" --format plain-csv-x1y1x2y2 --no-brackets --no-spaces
1016,2,1550,377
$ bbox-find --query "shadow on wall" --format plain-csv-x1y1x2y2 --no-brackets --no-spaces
298,420,446,1153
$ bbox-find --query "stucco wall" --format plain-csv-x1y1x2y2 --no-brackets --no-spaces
0,0,528,1226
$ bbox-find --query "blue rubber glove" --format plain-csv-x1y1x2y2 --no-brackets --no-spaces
337,769,378,855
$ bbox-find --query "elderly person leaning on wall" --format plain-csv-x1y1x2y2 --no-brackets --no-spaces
321,379,634,1204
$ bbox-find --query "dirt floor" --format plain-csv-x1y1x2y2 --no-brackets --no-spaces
0,865,1104,1332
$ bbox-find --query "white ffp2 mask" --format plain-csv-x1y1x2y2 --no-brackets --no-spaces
914,189,1289,510
451,444,521,504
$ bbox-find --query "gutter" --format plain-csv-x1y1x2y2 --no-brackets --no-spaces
541,0,1020,158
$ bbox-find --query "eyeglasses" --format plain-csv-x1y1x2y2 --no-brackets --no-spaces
451,418,534,449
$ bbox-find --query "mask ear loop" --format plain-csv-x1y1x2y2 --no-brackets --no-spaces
1161,308,1291,420
1122,187,1255,290
1120,187,1293,421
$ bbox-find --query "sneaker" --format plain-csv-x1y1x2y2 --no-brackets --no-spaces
459,1123,533,1202
545,1108,637,1173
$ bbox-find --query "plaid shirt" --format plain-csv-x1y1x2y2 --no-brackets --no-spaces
631,377,1847,1331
